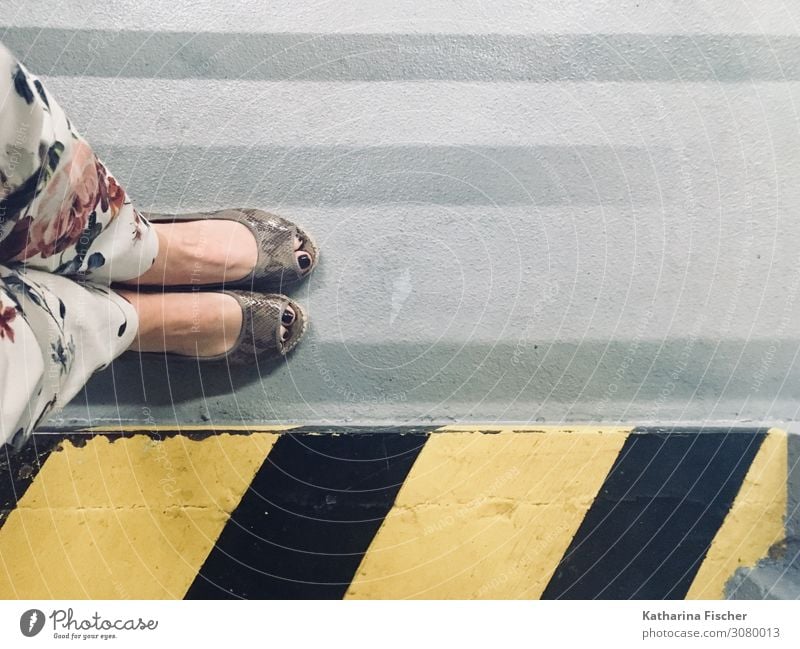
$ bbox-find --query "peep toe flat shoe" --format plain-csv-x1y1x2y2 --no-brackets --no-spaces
144,208,318,289
141,291,307,364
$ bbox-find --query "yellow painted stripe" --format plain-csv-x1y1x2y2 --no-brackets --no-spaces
0,431,284,599
345,426,631,599
685,428,788,600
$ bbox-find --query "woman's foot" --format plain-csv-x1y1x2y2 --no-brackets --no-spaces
132,219,314,286
115,289,298,358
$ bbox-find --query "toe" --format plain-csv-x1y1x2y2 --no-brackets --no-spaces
282,305,296,326
280,325,290,343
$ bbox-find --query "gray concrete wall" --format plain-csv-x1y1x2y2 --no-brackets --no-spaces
2,1,800,427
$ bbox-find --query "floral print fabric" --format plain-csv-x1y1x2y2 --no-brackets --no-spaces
0,43,159,449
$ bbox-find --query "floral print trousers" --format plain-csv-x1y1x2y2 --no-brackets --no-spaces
0,43,159,449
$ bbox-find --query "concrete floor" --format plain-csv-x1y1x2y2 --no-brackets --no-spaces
2,1,800,427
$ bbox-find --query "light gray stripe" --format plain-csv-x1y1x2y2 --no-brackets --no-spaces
40,77,800,148
3,29,800,81
8,0,800,35
95,144,675,206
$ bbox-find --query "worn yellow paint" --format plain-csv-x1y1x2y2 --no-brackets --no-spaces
685,428,788,600
0,432,281,599
345,426,631,599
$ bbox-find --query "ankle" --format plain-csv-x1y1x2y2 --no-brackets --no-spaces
117,289,243,357
147,221,256,286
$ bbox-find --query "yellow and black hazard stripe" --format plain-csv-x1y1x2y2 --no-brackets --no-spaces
0,425,787,600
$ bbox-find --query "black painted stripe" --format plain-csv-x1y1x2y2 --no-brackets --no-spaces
542,428,768,600
185,430,431,599
3,29,800,81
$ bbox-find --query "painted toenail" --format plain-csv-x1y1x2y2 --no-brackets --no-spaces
280,326,290,342
282,309,295,325
298,253,311,270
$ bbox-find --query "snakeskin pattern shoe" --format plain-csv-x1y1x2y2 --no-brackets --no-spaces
143,208,318,289
209,291,307,364
141,291,307,364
